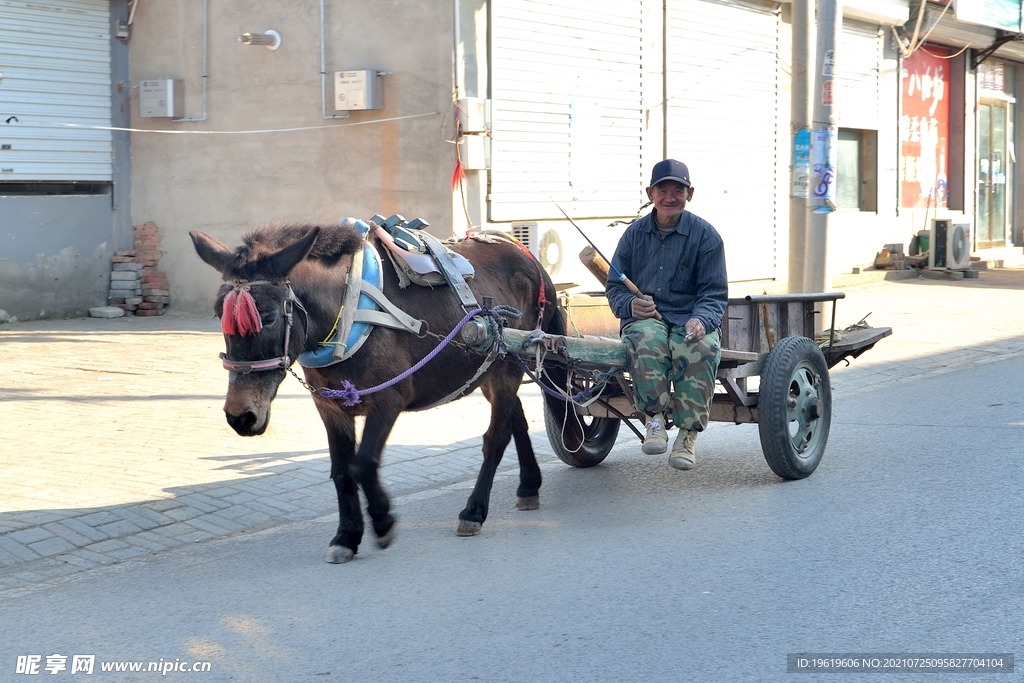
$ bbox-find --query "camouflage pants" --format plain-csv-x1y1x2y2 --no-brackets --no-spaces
621,319,721,431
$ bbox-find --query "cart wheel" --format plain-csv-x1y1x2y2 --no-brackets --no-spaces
543,400,620,468
757,336,832,480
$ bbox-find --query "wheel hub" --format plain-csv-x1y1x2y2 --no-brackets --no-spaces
786,362,824,454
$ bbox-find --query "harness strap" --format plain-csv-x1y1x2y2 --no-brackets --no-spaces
419,231,479,310
351,309,416,332
332,245,364,360
418,342,502,410
220,353,287,373
356,281,423,334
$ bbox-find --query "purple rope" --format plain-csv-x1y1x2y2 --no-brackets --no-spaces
321,308,482,406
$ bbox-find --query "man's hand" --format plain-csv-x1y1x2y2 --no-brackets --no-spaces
683,317,706,342
630,294,658,319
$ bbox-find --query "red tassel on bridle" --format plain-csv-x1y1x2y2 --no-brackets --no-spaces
221,287,263,337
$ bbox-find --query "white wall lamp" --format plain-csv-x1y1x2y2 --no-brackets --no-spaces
237,29,281,50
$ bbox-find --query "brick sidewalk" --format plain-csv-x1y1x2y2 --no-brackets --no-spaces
2,268,1023,591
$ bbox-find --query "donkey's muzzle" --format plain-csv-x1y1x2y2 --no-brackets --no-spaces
225,408,267,436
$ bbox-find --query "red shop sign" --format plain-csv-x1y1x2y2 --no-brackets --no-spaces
901,47,951,208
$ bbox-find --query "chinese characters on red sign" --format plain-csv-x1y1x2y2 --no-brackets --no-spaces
901,46,951,208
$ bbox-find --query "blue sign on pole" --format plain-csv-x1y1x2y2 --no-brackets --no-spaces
792,129,811,199
811,126,838,214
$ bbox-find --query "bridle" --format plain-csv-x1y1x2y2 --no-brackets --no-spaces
218,280,303,374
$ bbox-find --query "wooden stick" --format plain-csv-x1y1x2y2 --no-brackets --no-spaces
579,246,662,321
579,245,610,286
760,301,776,350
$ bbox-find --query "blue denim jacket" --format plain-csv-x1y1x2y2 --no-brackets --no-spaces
605,210,728,334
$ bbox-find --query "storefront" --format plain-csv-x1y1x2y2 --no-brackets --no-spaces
488,0,645,280
0,0,131,320
666,0,781,282
976,59,1015,248
914,2,1024,252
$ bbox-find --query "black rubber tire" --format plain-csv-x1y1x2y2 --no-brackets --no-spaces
543,400,620,468
757,336,832,480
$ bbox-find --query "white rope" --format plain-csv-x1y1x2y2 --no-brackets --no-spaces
51,111,439,136
560,366,586,455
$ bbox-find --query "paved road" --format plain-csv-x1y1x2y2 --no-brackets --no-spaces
1,269,1023,680
1,333,1021,681
2,269,1023,585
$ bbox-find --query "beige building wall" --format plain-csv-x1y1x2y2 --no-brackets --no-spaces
129,0,978,316
128,1,456,313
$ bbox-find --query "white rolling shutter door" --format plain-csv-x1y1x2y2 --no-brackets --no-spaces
667,0,779,282
0,0,112,182
490,0,644,221
837,21,881,129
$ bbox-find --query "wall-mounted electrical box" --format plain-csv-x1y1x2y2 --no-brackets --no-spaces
459,135,490,170
139,79,184,119
334,70,384,111
457,98,489,133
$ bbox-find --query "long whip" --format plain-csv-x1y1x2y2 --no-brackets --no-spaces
547,198,662,321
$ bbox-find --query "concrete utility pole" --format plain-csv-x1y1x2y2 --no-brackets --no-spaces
806,0,842,303
788,0,814,292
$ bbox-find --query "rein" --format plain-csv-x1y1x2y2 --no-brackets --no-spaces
316,305,519,407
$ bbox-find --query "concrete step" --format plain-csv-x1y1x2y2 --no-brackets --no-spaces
831,269,918,288
971,245,1024,270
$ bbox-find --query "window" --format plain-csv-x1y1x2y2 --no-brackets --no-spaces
836,128,877,211
0,182,111,196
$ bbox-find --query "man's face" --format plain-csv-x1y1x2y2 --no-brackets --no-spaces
646,180,694,226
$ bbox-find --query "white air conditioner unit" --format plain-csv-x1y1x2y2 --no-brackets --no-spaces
929,219,971,270
538,228,563,276
511,222,564,276
511,221,538,256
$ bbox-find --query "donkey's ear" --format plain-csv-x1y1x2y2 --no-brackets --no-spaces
265,226,321,281
190,230,235,274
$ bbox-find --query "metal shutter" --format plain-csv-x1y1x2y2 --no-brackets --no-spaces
666,0,779,282
490,0,644,221
837,21,881,130
0,0,112,181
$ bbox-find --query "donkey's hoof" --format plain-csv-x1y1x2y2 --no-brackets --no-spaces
456,520,482,536
376,524,397,549
326,545,355,564
516,495,540,511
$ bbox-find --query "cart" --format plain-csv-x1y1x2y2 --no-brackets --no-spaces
500,290,891,480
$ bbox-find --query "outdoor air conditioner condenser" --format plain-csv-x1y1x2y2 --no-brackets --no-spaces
511,222,538,258
928,219,971,270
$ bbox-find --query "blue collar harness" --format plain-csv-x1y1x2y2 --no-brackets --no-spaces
297,218,424,368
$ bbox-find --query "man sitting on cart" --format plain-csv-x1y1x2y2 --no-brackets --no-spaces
606,159,728,469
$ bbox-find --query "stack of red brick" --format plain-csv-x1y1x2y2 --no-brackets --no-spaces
108,222,171,316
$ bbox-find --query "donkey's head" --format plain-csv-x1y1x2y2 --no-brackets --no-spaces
190,227,320,436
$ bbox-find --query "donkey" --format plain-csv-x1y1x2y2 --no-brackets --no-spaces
190,222,576,562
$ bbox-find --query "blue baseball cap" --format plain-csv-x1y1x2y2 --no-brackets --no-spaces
650,159,691,188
